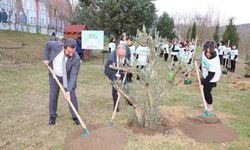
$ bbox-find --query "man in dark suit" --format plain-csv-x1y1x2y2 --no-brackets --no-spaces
104,44,130,112
43,38,81,125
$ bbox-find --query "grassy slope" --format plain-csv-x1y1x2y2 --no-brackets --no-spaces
0,31,250,150
0,30,48,64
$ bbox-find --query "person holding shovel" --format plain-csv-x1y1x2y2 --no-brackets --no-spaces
43,38,81,125
200,41,221,112
104,45,131,112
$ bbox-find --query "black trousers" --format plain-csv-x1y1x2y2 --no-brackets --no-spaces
127,73,133,82
231,60,236,72
112,86,119,111
49,75,78,118
188,58,192,64
171,55,178,61
219,55,223,65
164,53,169,61
203,82,217,105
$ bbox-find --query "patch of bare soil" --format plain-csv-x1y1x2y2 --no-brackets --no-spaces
232,81,250,90
65,124,128,150
178,117,238,143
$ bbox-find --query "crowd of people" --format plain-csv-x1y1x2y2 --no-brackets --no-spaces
106,36,239,114
218,41,239,72
42,34,239,125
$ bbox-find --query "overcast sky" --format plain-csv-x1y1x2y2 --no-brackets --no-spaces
154,0,250,25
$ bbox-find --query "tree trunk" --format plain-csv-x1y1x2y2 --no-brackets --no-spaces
114,33,121,47
146,85,154,111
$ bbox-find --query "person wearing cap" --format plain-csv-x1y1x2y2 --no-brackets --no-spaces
104,45,131,112
43,38,81,125
200,41,221,112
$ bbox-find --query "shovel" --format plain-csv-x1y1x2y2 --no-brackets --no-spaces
47,66,90,138
194,61,215,117
109,72,128,126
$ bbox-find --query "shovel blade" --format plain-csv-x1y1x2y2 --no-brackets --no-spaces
81,128,91,138
108,120,113,126
200,110,215,118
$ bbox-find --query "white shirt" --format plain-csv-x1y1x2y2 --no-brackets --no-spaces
178,48,185,58
230,49,239,60
223,47,231,59
120,40,126,45
201,52,221,82
190,44,195,51
181,50,190,63
53,50,68,77
136,46,150,66
109,42,116,52
188,44,195,59
163,44,169,53
128,45,136,66
218,45,226,55
170,44,179,56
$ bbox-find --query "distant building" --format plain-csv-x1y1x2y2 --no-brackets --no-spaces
0,0,72,33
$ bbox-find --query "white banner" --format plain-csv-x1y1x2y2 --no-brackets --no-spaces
81,30,104,50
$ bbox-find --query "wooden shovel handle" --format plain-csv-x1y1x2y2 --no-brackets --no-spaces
47,66,88,130
110,72,128,122
194,61,208,110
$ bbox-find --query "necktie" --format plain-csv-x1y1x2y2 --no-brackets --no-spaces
62,55,68,88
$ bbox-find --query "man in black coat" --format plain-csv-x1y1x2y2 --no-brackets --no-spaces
104,44,130,111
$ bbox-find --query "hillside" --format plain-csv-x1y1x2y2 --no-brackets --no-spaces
0,31,49,65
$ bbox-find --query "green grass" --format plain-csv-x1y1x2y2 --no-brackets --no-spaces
0,31,250,150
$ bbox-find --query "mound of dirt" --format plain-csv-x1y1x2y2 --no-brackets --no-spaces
65,124,128,150
178,117,237,143
233,82,250,90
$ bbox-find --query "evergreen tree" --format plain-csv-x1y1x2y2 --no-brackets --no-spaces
186,27,191,40
191,22,196,40
223,18,240,46
156,12,176,40
75,0,157,45
213,23,220,42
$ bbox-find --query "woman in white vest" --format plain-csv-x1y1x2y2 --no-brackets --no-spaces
218,41,226,65
136,39,150,69
201,41,221,112
163,42,169,61
230,45,239,72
